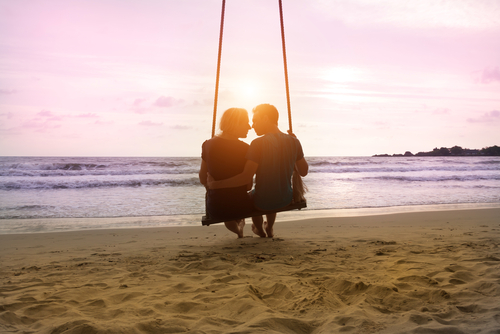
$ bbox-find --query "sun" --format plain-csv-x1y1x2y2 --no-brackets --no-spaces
240,82,257,98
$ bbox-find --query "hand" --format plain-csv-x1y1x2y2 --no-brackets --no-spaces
207,173,215,189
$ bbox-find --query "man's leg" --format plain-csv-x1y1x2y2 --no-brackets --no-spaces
264,213,277,238
251,215,267,238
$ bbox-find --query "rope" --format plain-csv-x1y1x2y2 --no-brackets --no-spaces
212,0,292,135
212,0,226,138
278,0,306,202
278,0,292,133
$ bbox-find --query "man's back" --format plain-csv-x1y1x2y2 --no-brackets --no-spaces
247,132,304,211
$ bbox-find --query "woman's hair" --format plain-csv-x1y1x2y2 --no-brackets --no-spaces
292,167,308,203
219,108,249,134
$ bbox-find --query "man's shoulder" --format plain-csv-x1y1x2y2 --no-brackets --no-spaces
249,135,265,147
208,137,249,147
250,132,301,146
237,139,250,148
276,132,301,146
251,132,291,140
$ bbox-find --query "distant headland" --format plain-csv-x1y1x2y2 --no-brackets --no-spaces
373,145,500,157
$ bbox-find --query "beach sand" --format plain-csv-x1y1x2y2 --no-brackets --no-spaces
1,208,499,333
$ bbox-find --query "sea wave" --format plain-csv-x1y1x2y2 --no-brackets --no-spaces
309,166,498,173
0,161,200,177
1,156,499,222
475,160,500,165
0,177,201,190
362,175,500,182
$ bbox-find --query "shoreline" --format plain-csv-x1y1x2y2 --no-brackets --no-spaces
1,207,499,333
1,202,499,235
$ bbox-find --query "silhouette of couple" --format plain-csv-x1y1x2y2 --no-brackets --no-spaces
199,104,308,238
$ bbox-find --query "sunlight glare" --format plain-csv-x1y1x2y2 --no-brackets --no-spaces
240,82,257,99
323,66,364,83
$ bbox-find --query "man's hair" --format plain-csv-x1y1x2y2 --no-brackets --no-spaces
219,108,249,134
253,104,279,125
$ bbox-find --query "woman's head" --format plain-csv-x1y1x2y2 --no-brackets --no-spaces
219,108,251,138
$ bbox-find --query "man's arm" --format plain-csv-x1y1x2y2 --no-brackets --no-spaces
287,131,308,177
208,160,258,189
296,157,308,177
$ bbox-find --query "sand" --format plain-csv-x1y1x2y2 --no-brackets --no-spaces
1,208,499,334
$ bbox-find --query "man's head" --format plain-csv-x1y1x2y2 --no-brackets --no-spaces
252,104,279,136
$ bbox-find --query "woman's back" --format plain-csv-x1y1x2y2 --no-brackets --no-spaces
202,137,248,181
202,136,253,220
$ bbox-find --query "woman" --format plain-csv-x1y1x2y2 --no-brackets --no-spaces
199,108,254,238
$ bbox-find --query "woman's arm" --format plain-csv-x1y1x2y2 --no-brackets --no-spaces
199,159,208,189
208,160,258,189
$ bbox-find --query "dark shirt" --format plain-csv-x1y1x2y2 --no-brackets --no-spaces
246,132,304,210
201,137,254,220
202,137,249,181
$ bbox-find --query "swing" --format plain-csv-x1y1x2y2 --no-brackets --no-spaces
202,0,306,226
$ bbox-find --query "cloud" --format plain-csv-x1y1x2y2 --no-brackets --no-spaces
467,110,500,123
37,110,53,117
432,108,450,115
315,0,500,29
95,120,114,125
170,125,192,130
0,112,14,119
21,120,61,132
132,107,148,114
297,123,317,128
0,127,21,136
153,96,184,108
0,89,16,95
131,98,149,114
481,67,500,84
36,110,63,121
21,110,64,132
76,113,99,118
139,120,163,126
193,99,213,107
133,98,146,106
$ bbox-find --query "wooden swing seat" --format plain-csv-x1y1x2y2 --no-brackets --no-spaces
201,200,306,226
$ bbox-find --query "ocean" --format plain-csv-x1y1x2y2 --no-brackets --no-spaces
0,156,499,233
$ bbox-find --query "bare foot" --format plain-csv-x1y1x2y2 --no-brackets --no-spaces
251,223,267,238
264,221,274,238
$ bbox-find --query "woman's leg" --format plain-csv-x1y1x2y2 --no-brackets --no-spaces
224,219,245,238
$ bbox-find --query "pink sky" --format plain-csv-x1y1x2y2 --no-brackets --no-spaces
0,0,499,156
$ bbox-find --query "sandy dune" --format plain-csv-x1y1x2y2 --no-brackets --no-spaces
1,208,499,333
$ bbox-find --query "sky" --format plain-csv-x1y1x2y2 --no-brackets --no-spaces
0,0,499,157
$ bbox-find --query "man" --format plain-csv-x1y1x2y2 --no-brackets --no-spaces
208,103,308,238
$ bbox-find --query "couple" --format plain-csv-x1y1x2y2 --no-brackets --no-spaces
199,103,308,238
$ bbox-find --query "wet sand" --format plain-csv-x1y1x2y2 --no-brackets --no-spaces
1,208,499,333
